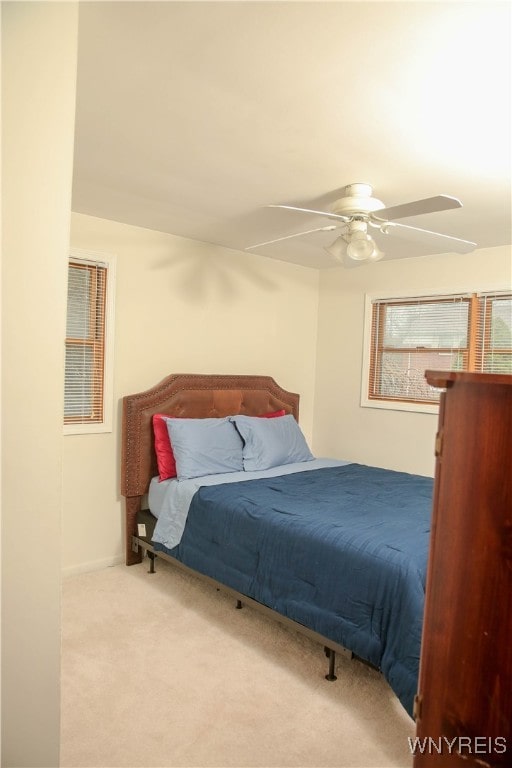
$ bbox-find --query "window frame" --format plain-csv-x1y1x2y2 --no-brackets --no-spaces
361,286,511,414
64,248,116,435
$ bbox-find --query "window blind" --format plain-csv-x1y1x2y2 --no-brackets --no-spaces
369,296,472,404
64,260,107,424
474,292,512,374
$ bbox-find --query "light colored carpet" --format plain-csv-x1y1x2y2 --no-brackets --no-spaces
61,558,415,768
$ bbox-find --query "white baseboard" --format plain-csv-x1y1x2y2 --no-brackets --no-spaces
62,554,124,579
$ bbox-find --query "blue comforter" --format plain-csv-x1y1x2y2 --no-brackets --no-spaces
154,463,432,716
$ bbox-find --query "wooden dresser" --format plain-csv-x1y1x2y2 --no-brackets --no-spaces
413,371,511,767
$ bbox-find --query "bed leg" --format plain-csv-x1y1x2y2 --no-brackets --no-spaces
125,498,143,566
325,648,337,681
147,551,156,574
236,599,243,609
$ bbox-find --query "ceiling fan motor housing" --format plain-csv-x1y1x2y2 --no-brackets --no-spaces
331,183,384,217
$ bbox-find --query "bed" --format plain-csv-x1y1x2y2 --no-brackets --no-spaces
121,373,433,718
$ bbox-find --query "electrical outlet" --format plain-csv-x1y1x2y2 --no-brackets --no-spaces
137,523,147,537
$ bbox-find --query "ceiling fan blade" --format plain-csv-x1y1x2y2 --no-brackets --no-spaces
374,195,462,221
267,204,350,223
382,221,476,254
245,225,337,250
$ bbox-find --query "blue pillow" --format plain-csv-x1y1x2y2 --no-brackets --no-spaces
231,414,314,471
165,417,244,480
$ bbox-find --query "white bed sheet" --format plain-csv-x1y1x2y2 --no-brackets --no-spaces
149,458,349,551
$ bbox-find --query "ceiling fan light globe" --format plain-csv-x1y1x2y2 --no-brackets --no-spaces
324,236,346,261
346,236,375,261
367,248,385,262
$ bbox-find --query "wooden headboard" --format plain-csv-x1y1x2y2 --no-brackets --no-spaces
121,373,300,564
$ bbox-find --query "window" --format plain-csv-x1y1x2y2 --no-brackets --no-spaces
64,249,115,434
362,290,512,413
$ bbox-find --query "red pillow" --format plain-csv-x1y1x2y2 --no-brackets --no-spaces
153,413,177,481
153,408,286,482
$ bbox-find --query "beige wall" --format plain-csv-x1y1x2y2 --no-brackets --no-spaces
63,213,320,573
313,245,512,478
1,3,78,765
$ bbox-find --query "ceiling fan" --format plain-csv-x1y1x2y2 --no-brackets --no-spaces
246,183,476,266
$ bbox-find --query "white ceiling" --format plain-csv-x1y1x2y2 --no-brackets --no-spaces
72,1,512,269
